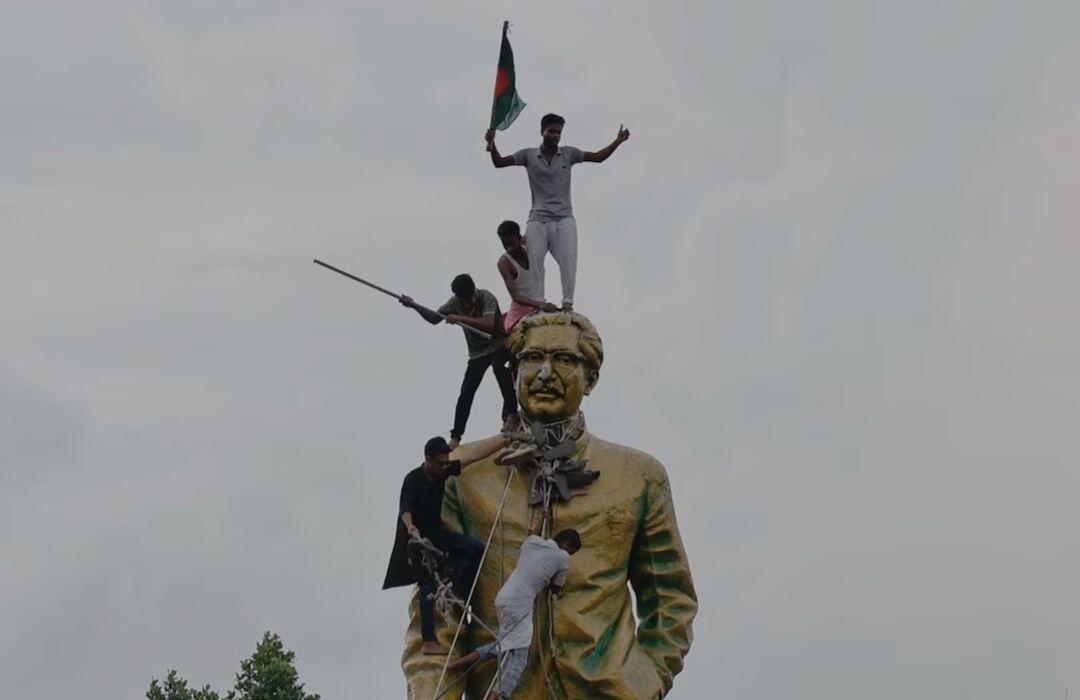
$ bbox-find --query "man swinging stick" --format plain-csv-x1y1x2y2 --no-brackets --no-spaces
400,274,520,449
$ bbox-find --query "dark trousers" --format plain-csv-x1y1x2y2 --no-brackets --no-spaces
418,532,485,641
451,347,517,440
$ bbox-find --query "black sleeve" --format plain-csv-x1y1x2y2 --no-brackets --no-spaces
399,471,418,517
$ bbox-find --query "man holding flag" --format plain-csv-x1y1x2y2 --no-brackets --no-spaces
483,23,631,311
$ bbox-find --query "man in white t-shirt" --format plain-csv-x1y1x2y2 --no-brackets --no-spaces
485,113,629,310
447,522,582,699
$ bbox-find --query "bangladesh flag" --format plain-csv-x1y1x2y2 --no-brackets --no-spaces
490,21,526,131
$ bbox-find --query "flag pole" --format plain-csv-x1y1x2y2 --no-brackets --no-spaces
485,20,513,152
489,21,509,127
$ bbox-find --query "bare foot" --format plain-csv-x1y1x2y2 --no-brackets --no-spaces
422,641,450,655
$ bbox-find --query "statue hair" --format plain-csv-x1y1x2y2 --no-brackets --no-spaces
507,312,604,372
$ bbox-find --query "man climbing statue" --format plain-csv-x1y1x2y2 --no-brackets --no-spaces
446,509,581,700
485,114,630,310
383,435,506,656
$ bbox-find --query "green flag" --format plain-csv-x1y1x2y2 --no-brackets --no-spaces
489,21,526,131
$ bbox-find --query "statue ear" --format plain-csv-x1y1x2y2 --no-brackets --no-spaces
583,367,599,395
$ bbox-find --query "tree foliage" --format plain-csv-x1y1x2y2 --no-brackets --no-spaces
146,670,221,700
147,632,318,700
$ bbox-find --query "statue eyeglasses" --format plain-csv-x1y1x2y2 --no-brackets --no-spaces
515,349,588,370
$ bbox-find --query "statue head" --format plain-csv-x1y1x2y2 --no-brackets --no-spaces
507,312,603,423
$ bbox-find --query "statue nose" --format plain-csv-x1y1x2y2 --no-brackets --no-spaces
537,360,552,380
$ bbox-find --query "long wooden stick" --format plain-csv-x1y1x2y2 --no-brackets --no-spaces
313,258,493,340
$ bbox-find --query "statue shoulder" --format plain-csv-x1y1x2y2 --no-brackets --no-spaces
587,434,670,484
451,434,506,466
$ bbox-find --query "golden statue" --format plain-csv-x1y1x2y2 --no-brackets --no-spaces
401,312,697,699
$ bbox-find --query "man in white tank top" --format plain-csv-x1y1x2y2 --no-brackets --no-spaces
496,220,558,334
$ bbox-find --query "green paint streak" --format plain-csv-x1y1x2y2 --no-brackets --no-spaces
581,622,617,674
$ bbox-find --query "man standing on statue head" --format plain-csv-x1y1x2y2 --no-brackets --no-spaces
486,114,631,311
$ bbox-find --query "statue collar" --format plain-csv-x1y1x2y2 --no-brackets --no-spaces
504,413,599,505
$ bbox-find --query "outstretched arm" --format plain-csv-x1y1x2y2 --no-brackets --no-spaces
446,312,501,335
628,463,698,695
583,124,630,163
485,129,517,168
498,257,558,311
448,291,505,335
454,434,509,468
399,295,443,325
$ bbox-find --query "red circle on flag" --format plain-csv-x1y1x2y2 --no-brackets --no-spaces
495,68,509,97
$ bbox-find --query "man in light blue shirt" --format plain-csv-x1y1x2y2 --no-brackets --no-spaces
486,113,630,310
448,525,582,699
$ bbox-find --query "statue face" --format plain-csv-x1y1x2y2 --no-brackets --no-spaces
516,324,597,422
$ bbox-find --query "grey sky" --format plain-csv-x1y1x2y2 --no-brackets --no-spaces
3,2,1079,698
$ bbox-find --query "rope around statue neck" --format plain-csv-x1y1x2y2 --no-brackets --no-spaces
521,411,586,448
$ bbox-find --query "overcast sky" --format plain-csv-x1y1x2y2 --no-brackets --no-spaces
3,2,1080,699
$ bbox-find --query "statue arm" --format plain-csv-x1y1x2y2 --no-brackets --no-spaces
628,467,698,694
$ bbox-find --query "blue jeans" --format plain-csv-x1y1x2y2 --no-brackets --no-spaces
418,532,485,641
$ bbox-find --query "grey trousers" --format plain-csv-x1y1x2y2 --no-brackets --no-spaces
525,217,578,305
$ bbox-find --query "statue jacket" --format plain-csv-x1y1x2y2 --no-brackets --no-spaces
400,432,697,699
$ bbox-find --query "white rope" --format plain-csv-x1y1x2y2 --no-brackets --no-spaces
497,479,507,688
431,463,567,699
431,466,515,700
430,612,531,700
483,668,500,698
534,483,559,700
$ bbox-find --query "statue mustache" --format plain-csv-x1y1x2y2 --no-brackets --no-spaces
528,378,563,397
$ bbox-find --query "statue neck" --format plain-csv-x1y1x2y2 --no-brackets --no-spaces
521,412,587,448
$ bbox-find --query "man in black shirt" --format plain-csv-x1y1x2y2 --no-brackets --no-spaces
383,435,505,655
